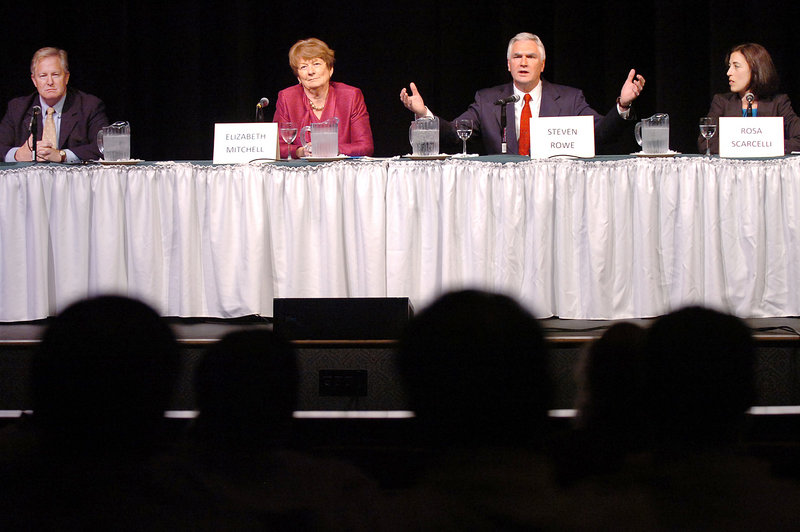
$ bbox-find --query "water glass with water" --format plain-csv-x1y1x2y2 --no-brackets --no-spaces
699,117,717,156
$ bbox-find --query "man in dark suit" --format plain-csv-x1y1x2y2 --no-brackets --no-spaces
0,47,108,163
400,32,645,155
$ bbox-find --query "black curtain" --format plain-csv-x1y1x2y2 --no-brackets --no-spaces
2,0,798,159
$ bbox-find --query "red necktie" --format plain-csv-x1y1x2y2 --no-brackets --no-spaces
519,94,532,156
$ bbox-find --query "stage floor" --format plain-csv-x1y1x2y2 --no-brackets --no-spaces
2,316,799,346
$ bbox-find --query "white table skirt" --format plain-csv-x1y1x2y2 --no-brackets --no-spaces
2,157,799,321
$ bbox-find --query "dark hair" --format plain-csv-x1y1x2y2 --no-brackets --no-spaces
194,329,298,446
397,290,550,446
645,306,755,447
727,43,779,98
33,295,179,451
576,322,647,434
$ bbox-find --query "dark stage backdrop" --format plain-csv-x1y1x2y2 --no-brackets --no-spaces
2,1,799,160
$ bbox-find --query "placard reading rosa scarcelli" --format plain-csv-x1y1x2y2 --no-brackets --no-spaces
719,117,784,158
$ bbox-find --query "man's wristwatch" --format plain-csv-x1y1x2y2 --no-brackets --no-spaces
59,150,66,163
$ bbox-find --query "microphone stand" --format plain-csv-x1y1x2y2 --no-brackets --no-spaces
30,107,40,163
501,104,508,154
746,101,753,117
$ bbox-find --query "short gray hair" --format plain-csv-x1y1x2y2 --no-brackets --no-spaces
507,32,546,60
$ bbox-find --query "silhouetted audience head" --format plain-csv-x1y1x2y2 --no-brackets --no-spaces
645,306,755,447
193,329,298,447
397,290,550,446
575,322,647,435
32,295,179,454
552,322,648,484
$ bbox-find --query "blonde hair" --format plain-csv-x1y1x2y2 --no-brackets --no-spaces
31,47,69,74
288,38,335,76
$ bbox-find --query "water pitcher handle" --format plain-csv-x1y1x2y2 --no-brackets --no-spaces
96,129,104,155
300,125,312,156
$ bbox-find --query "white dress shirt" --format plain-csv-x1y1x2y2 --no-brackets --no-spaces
513,82,542,141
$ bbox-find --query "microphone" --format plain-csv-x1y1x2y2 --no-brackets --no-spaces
745,92,754,117
255,97,269,122
30,106,41,162
29,105,41,132
494,95,520,105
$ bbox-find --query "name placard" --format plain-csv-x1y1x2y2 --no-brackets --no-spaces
212,122,279,164
719,117,784,158
529,115,595,159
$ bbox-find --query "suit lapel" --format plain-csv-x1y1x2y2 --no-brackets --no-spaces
321,83,335,121
59,91,79,148
539,80,560,117
506,84,519,154
725,93,747,117
757,97,777,117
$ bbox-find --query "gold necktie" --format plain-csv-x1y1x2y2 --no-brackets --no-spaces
43,107,58,148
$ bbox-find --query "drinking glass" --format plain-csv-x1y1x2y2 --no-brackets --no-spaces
699,117,717,156
279,122,298,160
456,119,473,155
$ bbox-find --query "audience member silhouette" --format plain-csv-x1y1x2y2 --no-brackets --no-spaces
646,306,754,449
389,290,565,528
173,328,385,530
33,295,179,453
0,295,183,529
553,322,648,484
397,289,551,448
5,294,800,529
193,328,298,448
641,306,800,529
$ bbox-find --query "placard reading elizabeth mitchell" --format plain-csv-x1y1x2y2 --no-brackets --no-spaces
719,117,784,158
213,123,279,164
530,115,595,159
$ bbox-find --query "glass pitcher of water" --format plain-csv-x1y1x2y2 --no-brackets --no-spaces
634,114,669,154
301,117,339,158
97,121,131,161
408,116,440,156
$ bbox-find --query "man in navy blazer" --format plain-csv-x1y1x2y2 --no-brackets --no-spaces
400,32,645,155
0,47,108,163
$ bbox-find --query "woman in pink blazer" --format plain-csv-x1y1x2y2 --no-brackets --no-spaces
273,38,374,158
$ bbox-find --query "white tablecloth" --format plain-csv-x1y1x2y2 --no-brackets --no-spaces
2,156,799,321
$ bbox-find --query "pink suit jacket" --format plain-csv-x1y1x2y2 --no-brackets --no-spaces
272,81,374,157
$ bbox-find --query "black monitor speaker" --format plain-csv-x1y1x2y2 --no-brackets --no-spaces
272,297,414,340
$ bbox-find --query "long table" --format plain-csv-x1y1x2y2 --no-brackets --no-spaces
2,155,800,322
